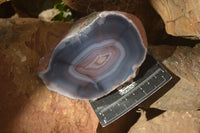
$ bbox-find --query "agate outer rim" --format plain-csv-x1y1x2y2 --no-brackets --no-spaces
40,11,147,74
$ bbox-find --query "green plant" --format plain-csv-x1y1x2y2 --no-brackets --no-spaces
51,0,76,22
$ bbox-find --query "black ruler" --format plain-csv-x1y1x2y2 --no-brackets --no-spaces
89,54,172,127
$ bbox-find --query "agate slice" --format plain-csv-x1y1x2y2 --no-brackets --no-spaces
38,11,148,100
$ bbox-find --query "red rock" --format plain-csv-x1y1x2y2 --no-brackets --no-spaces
147,43,200,110
128,110,200,133
0,18,98,133
151,0,200,40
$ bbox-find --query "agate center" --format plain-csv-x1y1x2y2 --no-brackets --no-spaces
69,39,125,82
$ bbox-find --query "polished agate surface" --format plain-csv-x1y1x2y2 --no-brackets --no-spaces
38,12,147,100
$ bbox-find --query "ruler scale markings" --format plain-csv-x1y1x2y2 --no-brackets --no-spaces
99,69,164,122
100,68,162,113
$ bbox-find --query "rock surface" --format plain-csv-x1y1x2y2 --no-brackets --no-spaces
128,110,200,133
38,8,60,22
0,18,98,133
146,43,200,111
12,0,57,17
0,0,15,18
0,0,8,4
63,0,148,14
151,0,200,40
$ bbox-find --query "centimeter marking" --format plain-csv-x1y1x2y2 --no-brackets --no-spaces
90,62,172,127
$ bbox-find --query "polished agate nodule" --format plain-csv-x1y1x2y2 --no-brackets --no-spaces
38,11,148,100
